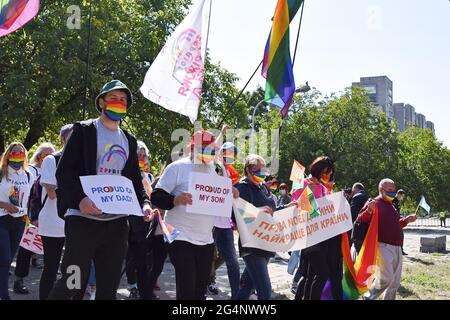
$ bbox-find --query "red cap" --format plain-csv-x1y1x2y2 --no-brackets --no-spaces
190,130,216,148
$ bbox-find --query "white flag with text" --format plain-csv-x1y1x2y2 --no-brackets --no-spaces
140,0,209,123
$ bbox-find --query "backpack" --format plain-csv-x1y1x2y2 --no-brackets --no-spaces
28,154,61,221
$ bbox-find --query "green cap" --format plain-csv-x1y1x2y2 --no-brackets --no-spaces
95,80,133,113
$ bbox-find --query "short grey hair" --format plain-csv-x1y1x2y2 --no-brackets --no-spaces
379,178,395,190
244,154,266,175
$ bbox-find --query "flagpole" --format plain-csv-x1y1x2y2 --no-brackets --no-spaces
205,0,213,54
414,204,420,215
82,0,93,120
279,0,306,136
217,59,263,127
292,0,306,66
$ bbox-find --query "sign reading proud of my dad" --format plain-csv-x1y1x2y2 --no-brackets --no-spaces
187,172,233,217
80,175,143,216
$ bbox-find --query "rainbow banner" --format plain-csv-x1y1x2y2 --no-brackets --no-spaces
322,208,380,300
262,0,303,118
0,0,40,38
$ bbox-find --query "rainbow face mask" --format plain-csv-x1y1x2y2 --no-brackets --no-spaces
139,158,146,171
249,171,266,185
9,151,26,170
266,182,278,191
104,101,127,121
223,154,236,165
383,191,397,202
320,175,330,185
194,148,216,164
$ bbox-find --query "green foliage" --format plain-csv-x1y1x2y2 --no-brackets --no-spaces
0,1,448,210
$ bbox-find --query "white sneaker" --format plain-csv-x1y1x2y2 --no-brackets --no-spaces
86,285,96,300
249,293,258,300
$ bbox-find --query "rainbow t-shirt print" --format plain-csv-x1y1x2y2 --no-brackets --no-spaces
8,185,21,206
98,144,128,174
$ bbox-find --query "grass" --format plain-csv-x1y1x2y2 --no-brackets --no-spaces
399,254,450,300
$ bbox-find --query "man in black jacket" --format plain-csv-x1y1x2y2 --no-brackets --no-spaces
350,183,370,253
48,80,153,300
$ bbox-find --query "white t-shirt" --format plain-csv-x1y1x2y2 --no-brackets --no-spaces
155,157,216,245
38,155,65,238
0,167,34,218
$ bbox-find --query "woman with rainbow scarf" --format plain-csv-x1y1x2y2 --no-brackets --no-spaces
0,142,33,300
234,154,296,300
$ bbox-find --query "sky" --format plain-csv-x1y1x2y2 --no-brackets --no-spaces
206,0,450,147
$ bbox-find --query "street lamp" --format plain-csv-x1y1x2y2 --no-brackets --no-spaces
251,82,311,134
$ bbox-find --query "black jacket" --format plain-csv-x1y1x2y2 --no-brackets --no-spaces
55,119,149,220
350,190,369,223
234,179,277,258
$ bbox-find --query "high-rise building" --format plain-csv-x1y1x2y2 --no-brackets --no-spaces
404,104,416,129
393,103,406,131
352,76,394,120
416,113,426,129
426,121,435,135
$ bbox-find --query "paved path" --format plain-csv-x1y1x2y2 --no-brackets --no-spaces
9,230,450,300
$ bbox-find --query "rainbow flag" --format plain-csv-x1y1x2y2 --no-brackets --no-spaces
155,211,180,244
262,0,303,118
321,208,380,300
0,0,40,37
297,186,320,218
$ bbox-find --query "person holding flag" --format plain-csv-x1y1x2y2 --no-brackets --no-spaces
299,156,343,300
357,179,417,300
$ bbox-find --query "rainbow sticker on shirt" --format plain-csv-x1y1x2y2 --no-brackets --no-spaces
101,144,127,164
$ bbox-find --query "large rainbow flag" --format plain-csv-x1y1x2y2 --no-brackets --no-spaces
0,0,40,37
262,0,303,118
321,208,380,300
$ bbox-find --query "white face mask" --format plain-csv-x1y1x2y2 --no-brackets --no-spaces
280,189,287,196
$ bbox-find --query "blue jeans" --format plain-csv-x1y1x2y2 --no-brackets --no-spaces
0,216,25,299
235,255,271,300
213,228,240,299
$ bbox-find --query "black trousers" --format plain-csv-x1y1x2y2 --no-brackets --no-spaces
14,247,34,278
126,234,151,299
48,216,128,300
39,236,65,300
168,240,214,300
303,236,343,300
148,235,168,292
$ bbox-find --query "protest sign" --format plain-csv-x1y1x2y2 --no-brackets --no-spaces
233,191,352,252
20,225,43,255
80,175,143,216
290,160,305,184
187,172,233,217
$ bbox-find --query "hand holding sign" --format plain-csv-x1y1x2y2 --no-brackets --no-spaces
4,203,19,214
187,172,233,217
174,192,193,206
80,175,144,216
79,196,102,216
